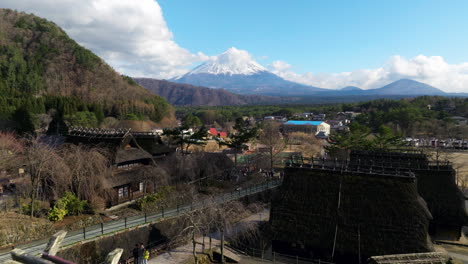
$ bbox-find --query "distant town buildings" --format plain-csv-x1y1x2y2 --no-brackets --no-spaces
451,116,468,126
282,120,331,136
209,127,227,138
264,116,287,122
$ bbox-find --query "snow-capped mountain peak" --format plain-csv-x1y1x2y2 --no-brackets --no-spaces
187,47,267,75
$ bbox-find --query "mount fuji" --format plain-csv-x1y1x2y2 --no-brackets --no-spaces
173,47,327,95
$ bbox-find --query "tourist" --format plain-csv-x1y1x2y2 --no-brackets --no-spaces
143,246,150,264
138,243,145,264
132,244,139,264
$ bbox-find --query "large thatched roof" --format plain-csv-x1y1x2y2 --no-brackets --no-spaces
65,127,173,164
350,150,429,168
367,252,447,264
115,148,152,164
270,167,433,261
350,150,467,238
103,166,168,188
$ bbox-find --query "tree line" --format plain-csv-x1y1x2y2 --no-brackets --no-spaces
177,96,468,138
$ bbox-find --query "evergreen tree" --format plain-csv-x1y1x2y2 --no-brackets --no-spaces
12,106,35,135
47,110,68,135
217,118,257,168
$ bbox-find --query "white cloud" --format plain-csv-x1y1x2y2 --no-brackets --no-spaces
269,55,468,93
1,0,207,79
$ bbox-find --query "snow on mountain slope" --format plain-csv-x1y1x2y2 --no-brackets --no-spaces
187,47,267,75
174,47,326,95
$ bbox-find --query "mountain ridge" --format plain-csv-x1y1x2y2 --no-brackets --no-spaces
136,76,466,106
173,47,326,95
134,78,299,106
0,8,172,123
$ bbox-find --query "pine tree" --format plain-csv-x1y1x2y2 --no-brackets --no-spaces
12,106,35,135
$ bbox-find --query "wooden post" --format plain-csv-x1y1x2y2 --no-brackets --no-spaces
124,217,127,228
101,223,104,235
83,227,86,240
144,213,147,223
44,230,67,256
162,207,164,218
202,235,205,252
220,229,225,264
105,248,123,264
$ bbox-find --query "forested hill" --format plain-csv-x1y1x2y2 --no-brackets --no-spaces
134,78,298,106
0,9,171,127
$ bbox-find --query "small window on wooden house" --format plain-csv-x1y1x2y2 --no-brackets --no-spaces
118,186,129,198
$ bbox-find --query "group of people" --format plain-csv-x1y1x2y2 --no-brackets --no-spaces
132,243,150,264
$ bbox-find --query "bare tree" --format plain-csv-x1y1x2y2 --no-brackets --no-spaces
23,137,65,218
59,145,111,202
0,132,24,172
173,196,251,264
258,121,286,170
287,132,323,159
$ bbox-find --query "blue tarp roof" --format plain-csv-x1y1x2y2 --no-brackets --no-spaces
284,120,323,126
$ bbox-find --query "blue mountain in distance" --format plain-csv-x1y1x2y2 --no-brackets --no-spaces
173,47,327,96
365,79,445,95
341,86,362,91
173,48,453,97
323,79,446,96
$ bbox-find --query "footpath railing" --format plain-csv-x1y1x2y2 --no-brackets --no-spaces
0,179,282,262
231,245,334,264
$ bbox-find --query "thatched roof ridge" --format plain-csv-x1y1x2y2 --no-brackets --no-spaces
270,167,433,260
115,148,152,164
103,166,168,188
367,252,447,264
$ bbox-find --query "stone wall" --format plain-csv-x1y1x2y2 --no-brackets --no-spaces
57,220,176,263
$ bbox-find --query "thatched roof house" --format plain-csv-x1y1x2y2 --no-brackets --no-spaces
367,252,447,264
350,150,467,240
65,127,172,207
270,166,433,263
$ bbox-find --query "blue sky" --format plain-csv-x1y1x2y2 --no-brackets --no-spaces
3,0,468,91
159,0,468,74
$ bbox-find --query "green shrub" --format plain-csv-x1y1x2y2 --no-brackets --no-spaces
134,186,174,211
60,192,88,216
47,192,89,221
47,201,67,222
21,200,42,216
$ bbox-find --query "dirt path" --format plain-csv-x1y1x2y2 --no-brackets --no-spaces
148,210,269,264
148,237,221,264
447,152,468,195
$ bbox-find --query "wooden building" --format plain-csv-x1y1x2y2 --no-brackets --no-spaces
66,127,173,207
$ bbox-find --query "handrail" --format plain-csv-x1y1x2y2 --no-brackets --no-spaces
0,180,282,262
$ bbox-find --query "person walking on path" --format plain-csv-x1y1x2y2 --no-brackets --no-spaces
142,246,149,264
138,243,145,264
132,244,139,264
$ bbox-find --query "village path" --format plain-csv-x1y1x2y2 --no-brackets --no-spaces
439,244,468,264
148,210,270,264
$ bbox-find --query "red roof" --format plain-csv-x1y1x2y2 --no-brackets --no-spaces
219,132,227,138
209,128,218,136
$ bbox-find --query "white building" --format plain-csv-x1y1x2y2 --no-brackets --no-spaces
282,120,331,137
